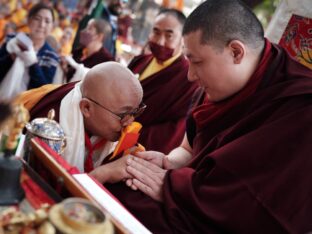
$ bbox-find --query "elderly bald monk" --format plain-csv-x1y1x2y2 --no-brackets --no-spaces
23,62,144,174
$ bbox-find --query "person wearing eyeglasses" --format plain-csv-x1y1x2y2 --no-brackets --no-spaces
128,8,198,155
23,62,143,176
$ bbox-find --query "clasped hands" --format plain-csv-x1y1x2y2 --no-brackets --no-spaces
89,151,168,202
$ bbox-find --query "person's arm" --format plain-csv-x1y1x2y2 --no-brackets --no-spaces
89,155,134,184
27,59,58,89
164,133,192,169
26,46,59,89
133,134,192,169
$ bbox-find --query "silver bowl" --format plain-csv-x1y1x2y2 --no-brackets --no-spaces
25,109,66,155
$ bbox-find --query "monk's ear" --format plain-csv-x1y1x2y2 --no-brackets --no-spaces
228,40,245,64
79,99,91,118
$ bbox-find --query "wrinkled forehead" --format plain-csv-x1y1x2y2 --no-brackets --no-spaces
154,14,183,32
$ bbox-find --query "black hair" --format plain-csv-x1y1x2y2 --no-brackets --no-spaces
28,3,55,22
183,0,264,50
158,8,186,27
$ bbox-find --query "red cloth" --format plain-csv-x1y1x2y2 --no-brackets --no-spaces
35,138,80,175
84,133,107,173
193,39,272,129
21,170,55,209
106,42,312,233
128,54,198,154
278,14,312,69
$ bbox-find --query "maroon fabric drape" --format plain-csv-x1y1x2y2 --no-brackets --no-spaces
106,43,312,233
29,81,77,122
66,47,114,82
128,54,198,154
72,47,114,68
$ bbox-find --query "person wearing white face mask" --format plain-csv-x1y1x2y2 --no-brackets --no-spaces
0,3,59,101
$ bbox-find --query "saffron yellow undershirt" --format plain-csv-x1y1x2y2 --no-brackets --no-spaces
139,52,181,81
14,84,61,111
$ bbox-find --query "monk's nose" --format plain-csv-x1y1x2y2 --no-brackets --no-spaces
121,115,135,127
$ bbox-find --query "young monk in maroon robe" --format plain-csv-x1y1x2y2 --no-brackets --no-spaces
92,1,312,233
128,8,198,154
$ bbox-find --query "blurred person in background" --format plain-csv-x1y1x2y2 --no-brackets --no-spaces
59,27,74,56
61,18,114,83
0,22,17,44
0,3,59,100
72,0,128,58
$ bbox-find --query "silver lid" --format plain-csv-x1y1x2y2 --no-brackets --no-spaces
25,109,65,141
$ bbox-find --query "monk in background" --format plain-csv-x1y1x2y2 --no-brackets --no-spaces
129,8,198,154
103,0,312,233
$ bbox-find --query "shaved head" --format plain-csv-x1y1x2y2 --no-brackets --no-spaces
80,62,143,139
81,62,143,106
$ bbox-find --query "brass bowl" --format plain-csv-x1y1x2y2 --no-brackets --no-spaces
49,198,114,234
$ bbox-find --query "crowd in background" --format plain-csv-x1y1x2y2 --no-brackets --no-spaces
0,0,170,65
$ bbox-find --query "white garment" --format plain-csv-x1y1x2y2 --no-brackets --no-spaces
265,0,312,43
65,55,90,82
0,57,29,101
59,82,117,172
52,64,66,84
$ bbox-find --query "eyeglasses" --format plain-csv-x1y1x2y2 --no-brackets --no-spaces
83,96,146,121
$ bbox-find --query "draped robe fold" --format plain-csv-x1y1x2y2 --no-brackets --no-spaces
128,54,198,154
106,44,312,234
29,82,77,122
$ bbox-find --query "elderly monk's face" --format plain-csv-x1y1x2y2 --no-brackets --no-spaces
149,13,183,57
183,30,248,102
84,86,142,142
81,62,143,141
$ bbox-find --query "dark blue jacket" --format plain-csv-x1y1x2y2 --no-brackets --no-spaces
0,37,59,89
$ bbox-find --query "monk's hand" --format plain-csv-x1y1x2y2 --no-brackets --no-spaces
89,155,134,184
126,156,167,202
134,151,165,168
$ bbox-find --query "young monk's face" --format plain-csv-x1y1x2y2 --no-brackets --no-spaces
183,30,248,102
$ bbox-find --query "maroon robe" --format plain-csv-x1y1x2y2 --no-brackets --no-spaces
128,54,198,154
72,47,114,68
106,43,312,233
66,47,114,82
29,82,77,122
